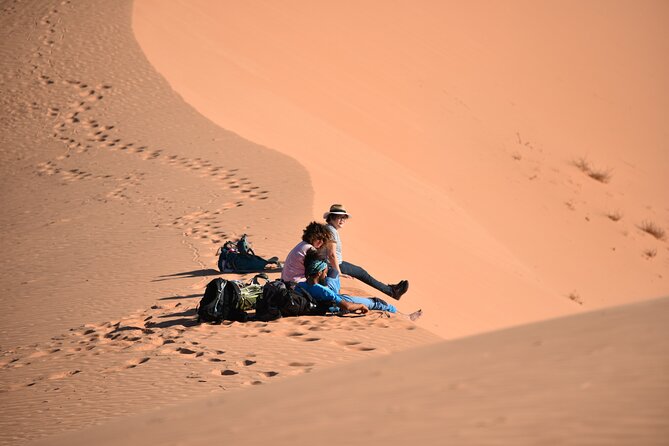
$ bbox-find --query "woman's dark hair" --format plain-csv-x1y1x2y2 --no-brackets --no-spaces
302,221,333,244
303,248,327,277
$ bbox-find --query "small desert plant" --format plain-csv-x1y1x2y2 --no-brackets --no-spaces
605,210,623,222
643,248,657,259
587,168,612,183
567,291,583,305
639,221,666,240
573,157,590,172
572,157,612,183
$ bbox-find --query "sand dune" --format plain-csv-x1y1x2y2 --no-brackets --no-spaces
134,0,669,338
3,298,437,443
1,0,311,347
39,297,669,446
1,0,667,444
0,1,435,444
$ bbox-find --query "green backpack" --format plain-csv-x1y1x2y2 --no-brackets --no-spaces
197,274,270,323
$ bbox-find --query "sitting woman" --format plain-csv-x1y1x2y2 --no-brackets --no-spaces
297,249,423,320
282,221,333,283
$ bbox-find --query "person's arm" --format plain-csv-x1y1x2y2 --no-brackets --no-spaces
315,285,366,313
326,241,352,278
326,241,342,275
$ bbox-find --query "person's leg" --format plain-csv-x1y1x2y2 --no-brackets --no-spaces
341,295,397,313
324,270,341,294
340,261,393,296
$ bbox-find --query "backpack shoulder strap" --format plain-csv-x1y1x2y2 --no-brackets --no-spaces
250,272,269,286
237,234,255,255
294,284,316,303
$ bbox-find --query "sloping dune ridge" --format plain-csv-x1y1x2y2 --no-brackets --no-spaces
0,0,667,445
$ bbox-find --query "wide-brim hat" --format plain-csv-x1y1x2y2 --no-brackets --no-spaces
323,203,351,219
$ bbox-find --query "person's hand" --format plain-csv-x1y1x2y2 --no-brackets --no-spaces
340,273,352,279
355,305,369,314
349,302,368,314
340,300,368,314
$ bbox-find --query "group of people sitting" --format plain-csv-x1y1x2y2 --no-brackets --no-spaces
281,204,422,321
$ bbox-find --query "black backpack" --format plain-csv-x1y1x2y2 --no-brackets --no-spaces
255,280,329,321
216,235,280,273
197,278,249,323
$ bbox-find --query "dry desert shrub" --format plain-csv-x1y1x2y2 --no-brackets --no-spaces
567,291,583,305
574,157,591,173
643,248,657,259
639,221,666,240
588,168,612,183
605,210,623,222
572,157,612,183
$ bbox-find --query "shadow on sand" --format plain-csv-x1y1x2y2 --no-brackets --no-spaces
153,269,222,281
146,308,199,329
153,267,283,283
158,294,201,301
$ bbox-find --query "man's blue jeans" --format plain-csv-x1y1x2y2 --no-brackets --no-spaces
340,261,393,297
324,271,396,313
340,295,397,313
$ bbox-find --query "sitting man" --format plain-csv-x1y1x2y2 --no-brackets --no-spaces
297,249,422,321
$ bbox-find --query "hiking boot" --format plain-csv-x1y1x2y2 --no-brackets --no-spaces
390,280,409,300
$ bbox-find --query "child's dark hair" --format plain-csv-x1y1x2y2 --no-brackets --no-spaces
303,248,327,277
302,221,333,244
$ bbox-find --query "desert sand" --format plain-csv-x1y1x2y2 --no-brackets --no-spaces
133,0,669,336
0,0,667,444
38,297,669,446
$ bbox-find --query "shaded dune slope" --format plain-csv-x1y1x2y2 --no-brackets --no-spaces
0,0,312,346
